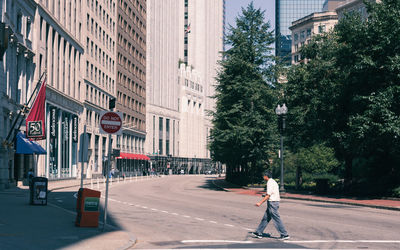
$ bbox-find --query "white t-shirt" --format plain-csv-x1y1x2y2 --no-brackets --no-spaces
266,178,280,201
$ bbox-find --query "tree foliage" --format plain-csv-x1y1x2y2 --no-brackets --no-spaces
210,3,277,185
284,0,400,194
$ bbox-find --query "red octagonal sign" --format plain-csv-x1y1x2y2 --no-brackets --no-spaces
100,111,122,134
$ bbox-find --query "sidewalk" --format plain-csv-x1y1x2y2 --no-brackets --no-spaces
0,178,137,250
212,178,400,211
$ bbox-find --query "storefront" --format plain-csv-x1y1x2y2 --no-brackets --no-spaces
46,105,79,179
116,153,151,176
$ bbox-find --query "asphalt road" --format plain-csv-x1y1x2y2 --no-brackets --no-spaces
50,175,400,249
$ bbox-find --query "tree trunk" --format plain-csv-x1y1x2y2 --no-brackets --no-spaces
344,155,353,191
295,166,301,190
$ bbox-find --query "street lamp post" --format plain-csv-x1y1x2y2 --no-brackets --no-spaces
275,103,288,192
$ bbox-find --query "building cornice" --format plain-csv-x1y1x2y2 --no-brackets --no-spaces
290,12,338,30
46,85,84,112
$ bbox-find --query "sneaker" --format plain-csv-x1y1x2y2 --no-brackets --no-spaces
279,235,290,240
251,232,263,239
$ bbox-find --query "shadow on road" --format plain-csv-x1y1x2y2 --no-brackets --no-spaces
197,177,234,191
0,187,129,250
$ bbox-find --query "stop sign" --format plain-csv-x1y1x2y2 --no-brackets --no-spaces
99,111,122,134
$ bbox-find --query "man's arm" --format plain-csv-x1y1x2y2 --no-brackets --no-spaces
255,193,270,207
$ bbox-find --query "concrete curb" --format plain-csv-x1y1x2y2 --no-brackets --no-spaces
212,179,400,212
281,195,400,212
117,232,137,250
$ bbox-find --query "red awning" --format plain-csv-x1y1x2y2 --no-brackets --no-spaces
116,153,150,161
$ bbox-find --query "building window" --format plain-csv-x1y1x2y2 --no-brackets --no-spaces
159,117,163,155
166,119,170,156
318,25,326,33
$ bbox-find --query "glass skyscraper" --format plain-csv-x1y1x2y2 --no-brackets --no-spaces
276,0,325,64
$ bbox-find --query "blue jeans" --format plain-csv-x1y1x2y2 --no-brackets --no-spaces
256,201,288,236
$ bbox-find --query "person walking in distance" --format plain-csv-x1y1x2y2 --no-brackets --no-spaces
253,171,290,240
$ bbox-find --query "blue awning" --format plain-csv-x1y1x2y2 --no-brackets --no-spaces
16,132,47,155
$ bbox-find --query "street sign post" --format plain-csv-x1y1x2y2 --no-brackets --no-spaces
99,110,122,231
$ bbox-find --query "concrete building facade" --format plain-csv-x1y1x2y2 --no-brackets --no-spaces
116,0,146,156
290,11,338,64
336,0,380,19
0,0,36,189
33,0,85,180
81,0,117,179
145,0,224,173
276,0,325,64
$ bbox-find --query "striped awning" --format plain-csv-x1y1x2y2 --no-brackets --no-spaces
116,153,150,161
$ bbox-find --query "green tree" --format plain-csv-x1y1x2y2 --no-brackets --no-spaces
285,0,400,194
209,2,277,185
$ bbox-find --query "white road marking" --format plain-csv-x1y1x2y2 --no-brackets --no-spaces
243,228,253,231
111,197,249,231
288,240,400,243
182,240,254,244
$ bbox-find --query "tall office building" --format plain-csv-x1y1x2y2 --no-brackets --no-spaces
276,0,325,64
82,0,117,178
115,0,147,161
146,0,224,174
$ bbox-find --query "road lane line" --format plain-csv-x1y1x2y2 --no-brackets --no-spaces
110,197,250,231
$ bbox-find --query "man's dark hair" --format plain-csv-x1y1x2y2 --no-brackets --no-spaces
264,171,272,178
